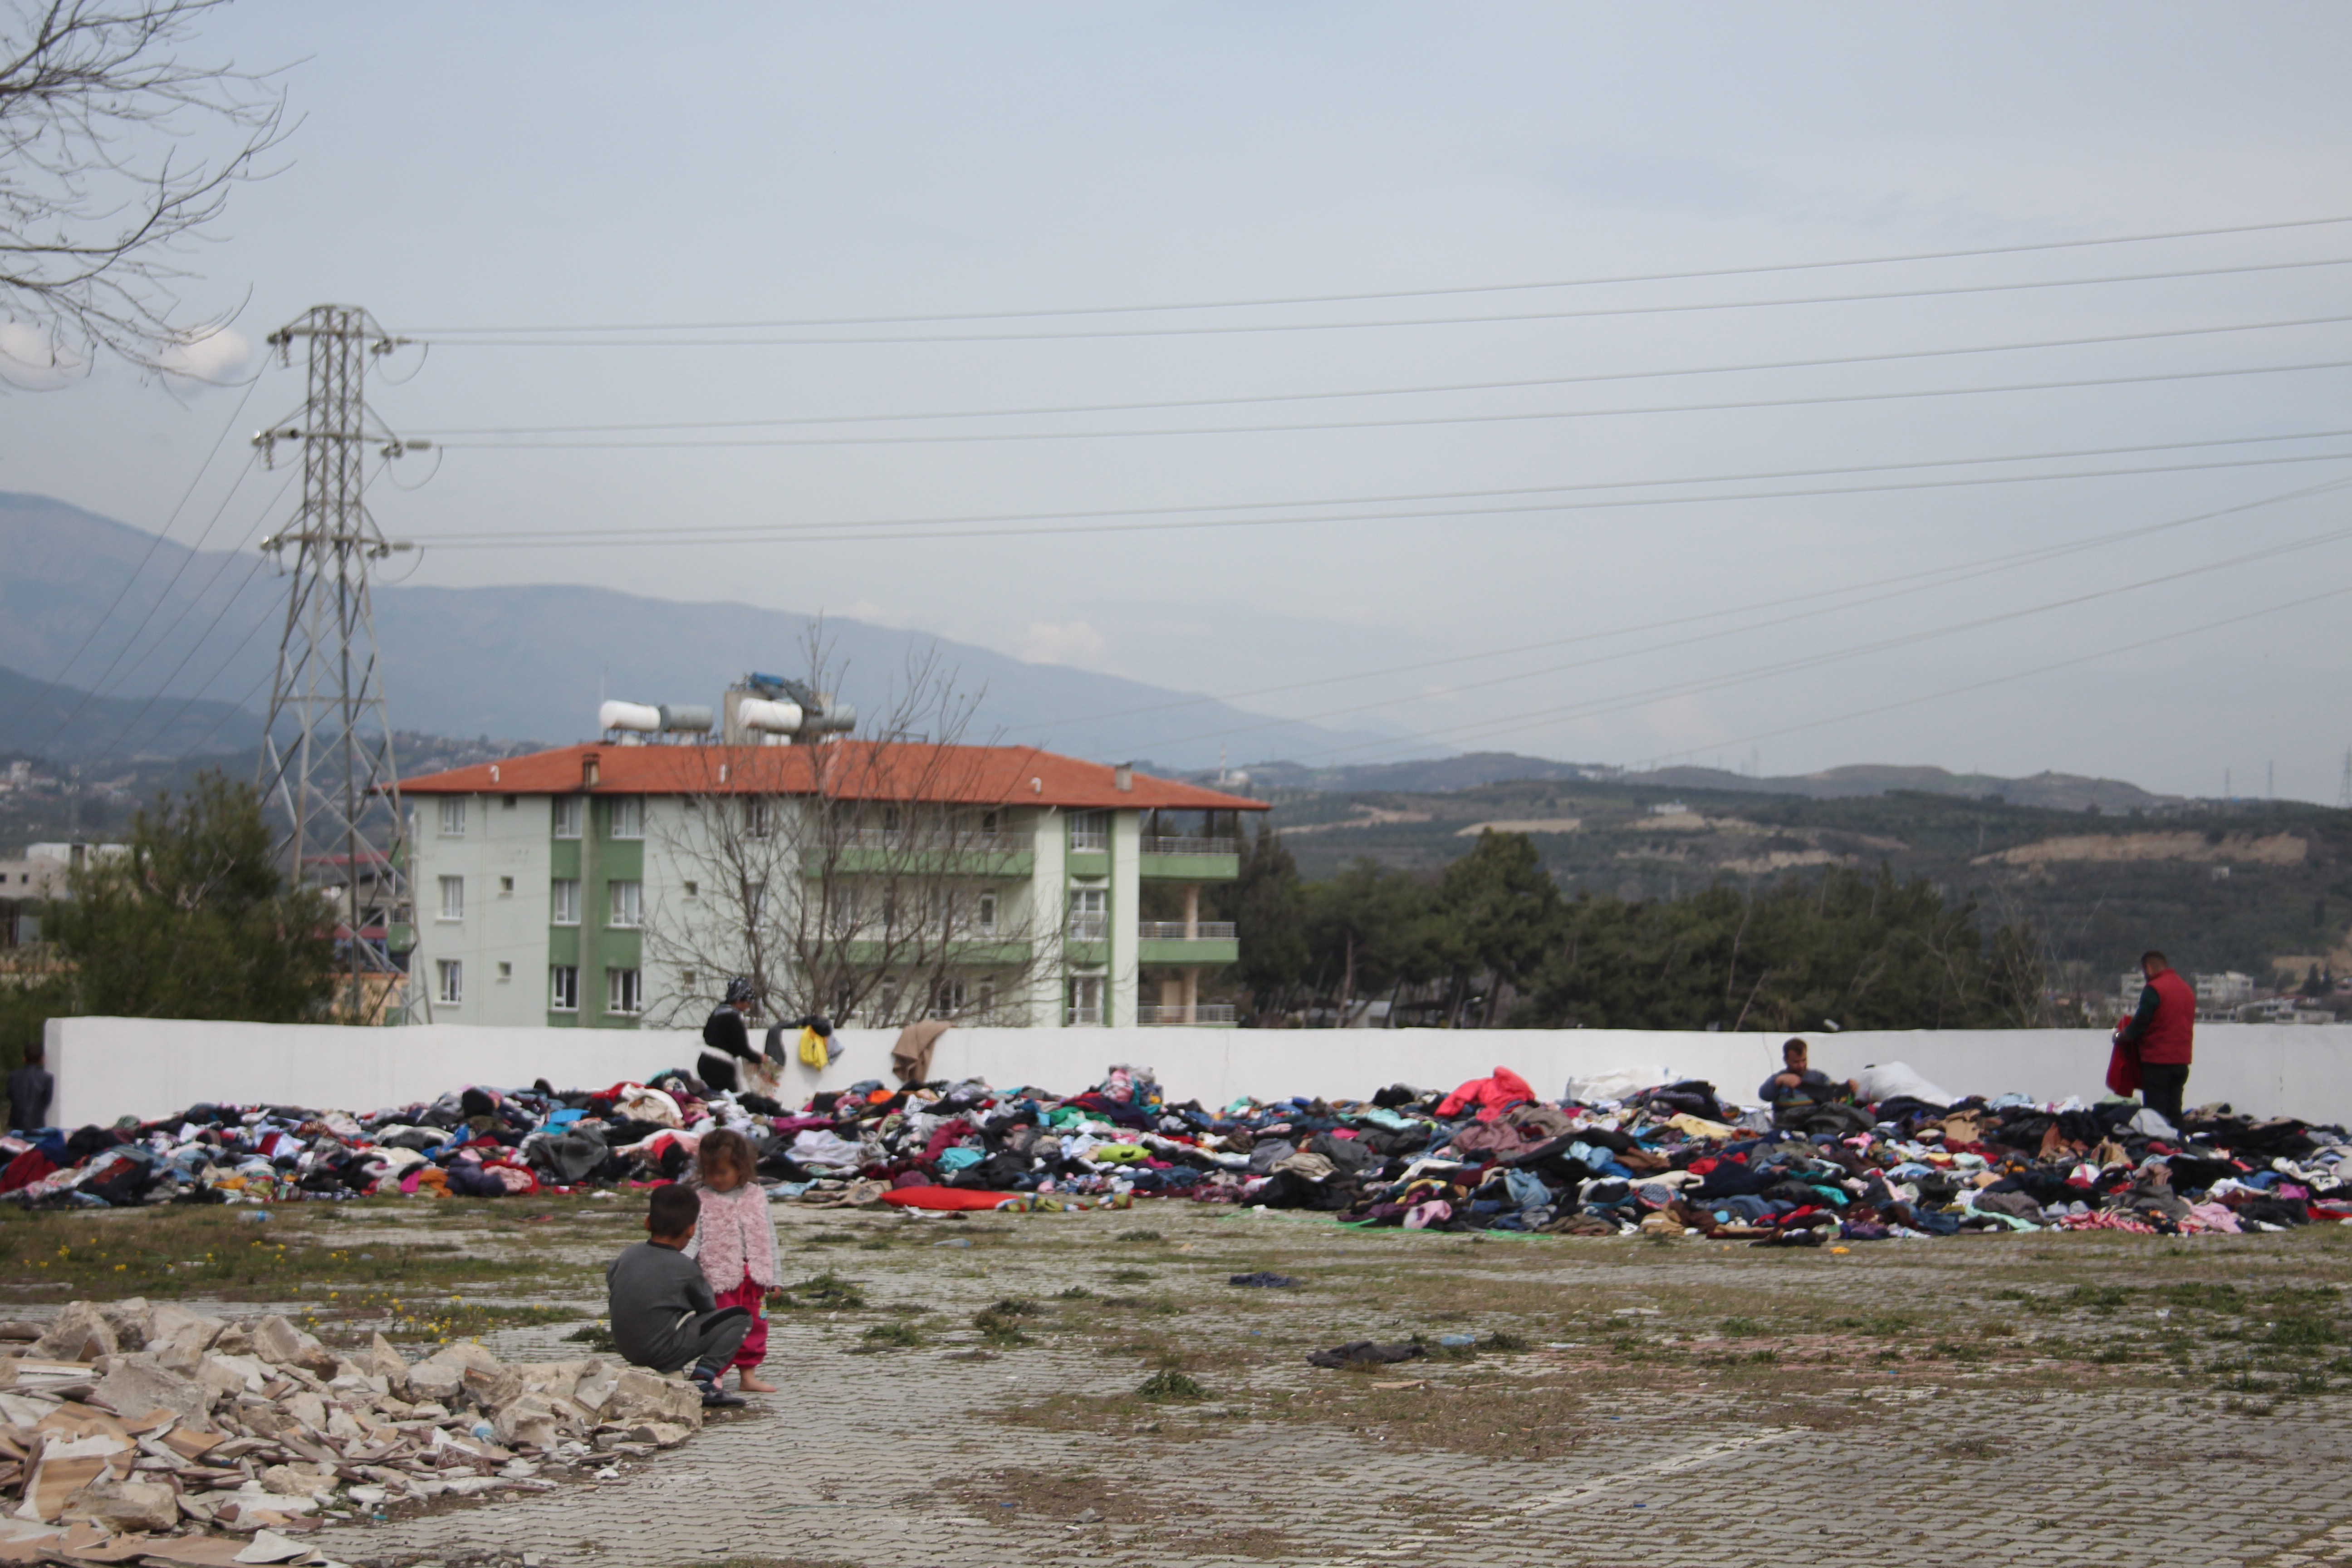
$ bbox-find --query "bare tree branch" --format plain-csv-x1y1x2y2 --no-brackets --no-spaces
0,0,292,374
644,625,1063,1036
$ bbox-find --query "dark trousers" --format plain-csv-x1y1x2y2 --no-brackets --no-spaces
646,1306,753,1377
2140,1063,2190,1124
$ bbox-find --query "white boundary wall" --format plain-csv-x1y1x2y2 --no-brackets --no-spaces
45,1015,2352,1128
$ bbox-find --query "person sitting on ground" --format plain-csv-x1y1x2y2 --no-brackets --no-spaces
698,977,762,1095
605,1183,751,1407
6,1040,52,1133
1758,1038,1859,1109
686,1127,779,1395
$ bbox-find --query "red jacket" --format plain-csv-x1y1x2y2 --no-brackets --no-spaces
1435,1068,1535,1122
2119,967,2196,1066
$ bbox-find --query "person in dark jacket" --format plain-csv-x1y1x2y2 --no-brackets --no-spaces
2115,949,2196,1124
699,977,762,1094
605,1184,749,1407
6,1041,52,1132
1757,1038,1857,1107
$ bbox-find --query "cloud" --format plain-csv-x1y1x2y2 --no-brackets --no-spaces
0,323,83,389
1018,620,1108,666
158,326,253,388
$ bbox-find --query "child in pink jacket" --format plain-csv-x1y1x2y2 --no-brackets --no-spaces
686,1127,780,1393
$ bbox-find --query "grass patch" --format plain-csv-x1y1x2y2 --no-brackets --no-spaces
787,1270,869,1310
975,1298,1042,1347
0,1205,549,1302
1056,1285,1094,1299
1116,1229,1164,1243
859,1320,922,1351
375,1299,579,1343
564,1321,617,1352
1107,1268,1154,1285
1138,1370,1206,1402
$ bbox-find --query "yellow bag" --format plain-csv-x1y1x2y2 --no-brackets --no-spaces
797,1025,827,1069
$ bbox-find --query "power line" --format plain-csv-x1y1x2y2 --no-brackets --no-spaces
87,550,274,762
426,355,2352,453
416,426,2352,545
1046,471,2352,727
26,453,273,758
147,461,400,772
414,256,2352,348
410,311,2352,439
419,446,2352,550
1385,580,2352,778
11,377,262,731
406,213,2352,333
1217,478,2352,761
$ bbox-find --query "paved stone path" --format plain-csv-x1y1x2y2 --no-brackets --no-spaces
328,1207,2352,1568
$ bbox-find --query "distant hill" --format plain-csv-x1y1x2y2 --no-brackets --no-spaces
1191,751,2178,811
1620,763,2180,813
1259,772,2345,984
0,662,256,762
0,491,1401,769
1197,751,1613,794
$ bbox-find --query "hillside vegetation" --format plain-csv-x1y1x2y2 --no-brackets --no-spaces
1258,777,2352,990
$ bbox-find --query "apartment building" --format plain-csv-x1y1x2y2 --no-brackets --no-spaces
397,741,1265,1029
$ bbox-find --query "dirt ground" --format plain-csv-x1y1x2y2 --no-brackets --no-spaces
10,1196,2352,1567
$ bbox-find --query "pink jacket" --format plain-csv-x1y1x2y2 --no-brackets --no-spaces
691,1181,778,1291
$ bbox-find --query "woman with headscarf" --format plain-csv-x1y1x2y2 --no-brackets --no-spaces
699,977,762,1095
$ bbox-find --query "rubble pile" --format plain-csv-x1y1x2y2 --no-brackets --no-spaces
0,1298,705,1563
0,1058,2346,1240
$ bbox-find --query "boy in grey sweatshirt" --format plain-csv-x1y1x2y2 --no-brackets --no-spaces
606,1183,751,1407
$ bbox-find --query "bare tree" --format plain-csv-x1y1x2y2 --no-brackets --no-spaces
643,634,1063,1031
2,0,290,372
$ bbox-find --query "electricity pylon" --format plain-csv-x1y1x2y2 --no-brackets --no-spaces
252,305,429,1023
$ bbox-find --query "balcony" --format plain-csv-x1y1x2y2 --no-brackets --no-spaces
1138,834,1242,882
810,826,1033,878
830,828,1029,853
1142,835,1236,857
1068,914,1109,942
1138,1002,1238,1026
1137,921,1236,941
1066,1004,1104,1026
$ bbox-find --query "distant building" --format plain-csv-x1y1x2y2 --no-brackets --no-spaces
0,841,126,949
398,741,1265,1030
2194,971,2257,1009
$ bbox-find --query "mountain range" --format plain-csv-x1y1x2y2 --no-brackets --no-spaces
0,490,1399,768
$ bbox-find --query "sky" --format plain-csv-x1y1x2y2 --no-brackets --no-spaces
5,2,2352,799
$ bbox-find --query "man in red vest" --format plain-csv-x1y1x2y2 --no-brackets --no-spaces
2114,949,2196,1124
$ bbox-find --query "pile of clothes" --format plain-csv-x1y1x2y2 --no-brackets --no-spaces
0,1298,706,1561
2,1061,2346,1240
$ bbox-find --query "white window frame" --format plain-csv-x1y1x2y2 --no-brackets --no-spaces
437,875,464,922
1066,973,1103,1026
609,797,644,840
552,797,583,839
438,797,466,837
607,966,643,1016
549,965,578,1013
608,878,643,929
1069,809,1108,851
746,798,771,838
976,890,1000,935
436,958,463,1006
931,977,966,1018
550,878,581,926
1068,885,1106,942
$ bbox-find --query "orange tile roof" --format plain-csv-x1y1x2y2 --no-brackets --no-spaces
396,741,1267,813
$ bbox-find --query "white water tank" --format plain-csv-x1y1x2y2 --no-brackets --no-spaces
598,700,662,733
737,697,804,735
